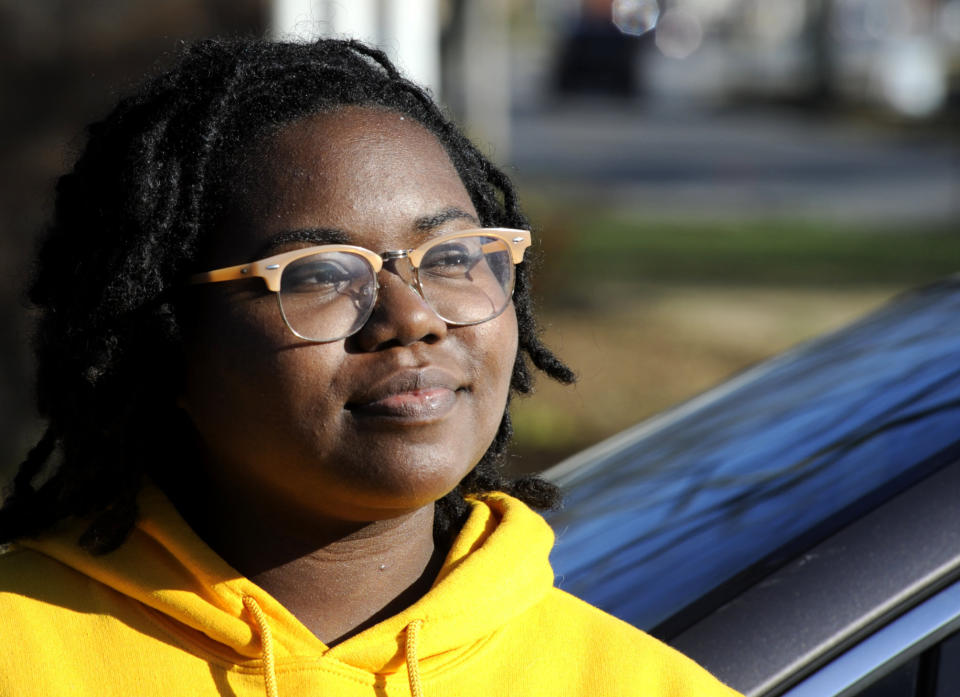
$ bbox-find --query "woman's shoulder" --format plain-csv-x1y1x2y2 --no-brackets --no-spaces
516,587,744,696
1,541,54,581
0,541,91,609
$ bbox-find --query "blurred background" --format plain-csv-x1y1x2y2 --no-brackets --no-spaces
1,0,958,482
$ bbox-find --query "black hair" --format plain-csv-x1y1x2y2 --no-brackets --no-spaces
0,37,574,554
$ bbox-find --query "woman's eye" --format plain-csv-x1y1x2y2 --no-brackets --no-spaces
283,260,354,293
422,244,482,276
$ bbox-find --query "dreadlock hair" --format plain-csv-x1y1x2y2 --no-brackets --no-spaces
0,37,575,555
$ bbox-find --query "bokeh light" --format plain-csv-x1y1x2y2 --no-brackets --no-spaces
612,0,660,37
877,39,948,117
654,8,704,59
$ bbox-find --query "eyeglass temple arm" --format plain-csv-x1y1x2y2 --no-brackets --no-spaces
481,228,531,263
188,261,283,292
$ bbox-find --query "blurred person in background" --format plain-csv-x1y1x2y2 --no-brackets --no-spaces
0,38,741,696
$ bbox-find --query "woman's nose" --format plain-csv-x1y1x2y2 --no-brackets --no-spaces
350,261,448,350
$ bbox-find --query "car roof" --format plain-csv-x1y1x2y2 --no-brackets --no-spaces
544,277,960,691
674,454,960,695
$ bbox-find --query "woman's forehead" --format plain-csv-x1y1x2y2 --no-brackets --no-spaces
211,107,478,263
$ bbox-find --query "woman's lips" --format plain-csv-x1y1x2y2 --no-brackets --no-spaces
351,387,458,419
346,368,463,422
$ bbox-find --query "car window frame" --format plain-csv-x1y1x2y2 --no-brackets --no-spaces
780,577,960,697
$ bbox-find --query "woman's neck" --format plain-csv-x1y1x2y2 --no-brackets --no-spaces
168,481,445,645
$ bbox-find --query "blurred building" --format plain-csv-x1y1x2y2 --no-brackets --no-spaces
541,0,960,118
271,0,440,96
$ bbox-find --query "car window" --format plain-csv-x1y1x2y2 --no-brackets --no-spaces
846,627,960,697
933,629,960,697
855,657,919,697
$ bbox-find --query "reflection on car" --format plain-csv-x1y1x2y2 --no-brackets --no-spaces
544,277,960,697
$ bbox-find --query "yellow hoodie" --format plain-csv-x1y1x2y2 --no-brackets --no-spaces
0,486,741,696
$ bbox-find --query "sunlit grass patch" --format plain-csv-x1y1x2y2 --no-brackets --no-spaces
531,212,960,299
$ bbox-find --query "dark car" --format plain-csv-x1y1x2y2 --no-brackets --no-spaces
544,277,960,697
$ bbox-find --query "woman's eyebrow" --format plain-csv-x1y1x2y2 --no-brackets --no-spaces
414,207,479,231
256,227,351,257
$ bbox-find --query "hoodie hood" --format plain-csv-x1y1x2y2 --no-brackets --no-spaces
20,485,555,678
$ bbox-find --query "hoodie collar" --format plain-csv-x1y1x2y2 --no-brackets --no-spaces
21,485,555,674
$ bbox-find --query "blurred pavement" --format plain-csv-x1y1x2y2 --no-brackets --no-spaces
510,103,959,225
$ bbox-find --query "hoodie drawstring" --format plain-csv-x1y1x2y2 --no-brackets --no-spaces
405,619,425,697
242,597,421,697
243,596,279,697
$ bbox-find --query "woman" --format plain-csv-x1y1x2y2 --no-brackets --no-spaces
0,38,740,696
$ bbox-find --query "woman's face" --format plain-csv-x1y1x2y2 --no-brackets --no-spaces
180,107,518,525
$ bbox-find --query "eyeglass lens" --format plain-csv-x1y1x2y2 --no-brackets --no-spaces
277,235,516,342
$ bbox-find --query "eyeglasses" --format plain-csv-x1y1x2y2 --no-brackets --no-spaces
188,228,531,343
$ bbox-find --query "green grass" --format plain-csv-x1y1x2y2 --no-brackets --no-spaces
531,214,960,303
